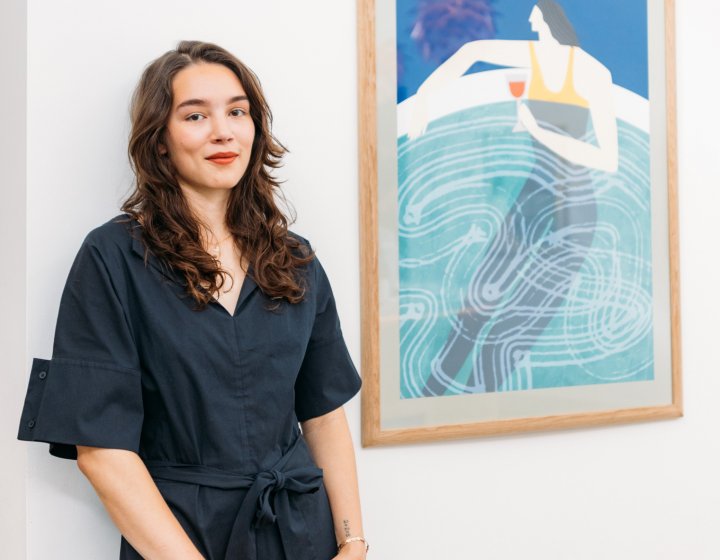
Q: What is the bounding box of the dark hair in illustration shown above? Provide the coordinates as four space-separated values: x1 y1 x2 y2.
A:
119 40 313 310
536 0 580 47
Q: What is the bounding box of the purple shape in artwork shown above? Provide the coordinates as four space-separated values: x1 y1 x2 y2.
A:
411 0 497 64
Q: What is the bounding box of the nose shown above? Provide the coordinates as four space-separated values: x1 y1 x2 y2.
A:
210 115 234 143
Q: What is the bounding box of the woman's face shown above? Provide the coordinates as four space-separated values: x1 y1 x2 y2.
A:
162 62 255 196
529 5 547 35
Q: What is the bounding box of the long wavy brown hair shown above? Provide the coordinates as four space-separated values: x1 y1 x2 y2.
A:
118 40 313 310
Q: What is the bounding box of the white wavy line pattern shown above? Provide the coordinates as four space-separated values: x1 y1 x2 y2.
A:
397 105 653 398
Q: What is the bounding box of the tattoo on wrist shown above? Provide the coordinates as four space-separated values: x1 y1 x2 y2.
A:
343 519 351 538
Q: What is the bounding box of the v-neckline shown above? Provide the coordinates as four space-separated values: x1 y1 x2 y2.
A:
126 218 259 317
212 275 245 317
210 268 258 317
533 43 574 95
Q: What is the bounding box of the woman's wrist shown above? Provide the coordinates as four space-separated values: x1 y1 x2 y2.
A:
337 540 367 559
337 536 369 559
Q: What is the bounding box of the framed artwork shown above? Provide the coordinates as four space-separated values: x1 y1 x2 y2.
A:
358 0 681 446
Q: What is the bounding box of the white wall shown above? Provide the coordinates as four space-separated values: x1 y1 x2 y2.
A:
7 0 720 558
0 1 27 559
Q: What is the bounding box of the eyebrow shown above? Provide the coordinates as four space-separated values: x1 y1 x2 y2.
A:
175 95 249 111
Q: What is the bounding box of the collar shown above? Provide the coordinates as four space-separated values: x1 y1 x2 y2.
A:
126 218 259 312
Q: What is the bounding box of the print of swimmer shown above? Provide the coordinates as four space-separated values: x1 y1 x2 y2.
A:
408 0 621 394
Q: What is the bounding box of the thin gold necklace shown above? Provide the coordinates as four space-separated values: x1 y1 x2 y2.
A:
208 232 234 259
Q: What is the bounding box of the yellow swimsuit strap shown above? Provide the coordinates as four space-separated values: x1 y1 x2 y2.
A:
528 41 589 108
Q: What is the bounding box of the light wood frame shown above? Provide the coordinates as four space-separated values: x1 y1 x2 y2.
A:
358 0 682 447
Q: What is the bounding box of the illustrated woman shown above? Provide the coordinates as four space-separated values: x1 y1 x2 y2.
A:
18 41 368 560
408 0 619 394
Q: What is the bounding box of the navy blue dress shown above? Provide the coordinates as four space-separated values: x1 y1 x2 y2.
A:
17 214 362 560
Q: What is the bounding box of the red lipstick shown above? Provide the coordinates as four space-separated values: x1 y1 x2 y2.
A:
206 151 239 165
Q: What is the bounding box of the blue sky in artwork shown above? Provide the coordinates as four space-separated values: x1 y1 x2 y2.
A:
396 0 649 103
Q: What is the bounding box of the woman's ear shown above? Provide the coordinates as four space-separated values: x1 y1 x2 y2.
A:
159 144 168 155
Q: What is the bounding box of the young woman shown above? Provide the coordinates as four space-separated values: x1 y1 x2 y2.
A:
18 40 368 560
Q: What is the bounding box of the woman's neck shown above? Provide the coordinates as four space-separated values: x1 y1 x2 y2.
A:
180 184 232 241
537 28 561 47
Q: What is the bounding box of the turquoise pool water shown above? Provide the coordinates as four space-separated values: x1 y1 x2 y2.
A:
397 101 653 398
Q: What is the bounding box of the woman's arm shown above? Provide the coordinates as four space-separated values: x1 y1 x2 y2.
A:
408 40 532 138
77 446 205 560
518 51 619 172
418 39 531 97
300 407 366 560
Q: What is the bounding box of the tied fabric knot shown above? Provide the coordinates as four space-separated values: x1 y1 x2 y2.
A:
229 463 324 559
270 468 287 490
254 469 287 527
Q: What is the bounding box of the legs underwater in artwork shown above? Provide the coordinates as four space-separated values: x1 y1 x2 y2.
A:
423 103 596 396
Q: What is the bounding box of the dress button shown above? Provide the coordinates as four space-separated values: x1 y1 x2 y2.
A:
27 419 36 429
38 370 47 380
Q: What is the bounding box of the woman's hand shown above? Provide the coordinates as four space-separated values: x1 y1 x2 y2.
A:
517 102 539 136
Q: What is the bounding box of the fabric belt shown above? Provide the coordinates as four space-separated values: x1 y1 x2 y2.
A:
144 432 323 560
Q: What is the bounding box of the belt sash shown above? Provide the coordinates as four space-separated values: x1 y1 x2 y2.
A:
145 433 323 560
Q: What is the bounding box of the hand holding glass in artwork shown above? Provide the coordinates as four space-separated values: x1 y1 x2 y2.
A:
507 72 527 132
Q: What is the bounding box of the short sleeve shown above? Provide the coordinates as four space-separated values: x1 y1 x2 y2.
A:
17 235 143 460
294 256 362 422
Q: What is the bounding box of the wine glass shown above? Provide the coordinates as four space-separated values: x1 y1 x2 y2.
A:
506 73 527 132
